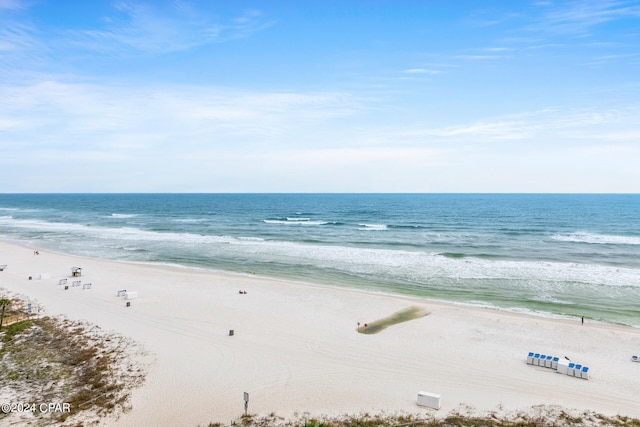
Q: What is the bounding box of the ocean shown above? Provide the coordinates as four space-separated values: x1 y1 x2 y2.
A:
1 193 638 327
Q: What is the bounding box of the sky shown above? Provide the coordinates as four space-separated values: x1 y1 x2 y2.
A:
1 0 639 193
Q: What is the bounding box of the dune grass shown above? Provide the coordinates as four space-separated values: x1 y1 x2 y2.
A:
0 293 148 427
204 407 640 427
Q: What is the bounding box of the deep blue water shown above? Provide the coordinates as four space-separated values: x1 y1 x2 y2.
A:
1 193 639 326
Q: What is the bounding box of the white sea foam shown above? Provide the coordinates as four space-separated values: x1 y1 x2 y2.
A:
173 218 207 223
237 236 265 242
212 236 640 290
552 232 640 245
0 217 89 233
2 215 639 305
263 219 328 225
358 224 388 231
110 213 138 219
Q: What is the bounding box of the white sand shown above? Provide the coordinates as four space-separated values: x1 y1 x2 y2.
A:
1 241 639 425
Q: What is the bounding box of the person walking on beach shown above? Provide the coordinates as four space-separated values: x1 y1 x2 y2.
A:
581 316 584 325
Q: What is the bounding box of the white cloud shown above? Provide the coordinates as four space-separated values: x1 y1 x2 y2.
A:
1 1 638 192
401 68 440 75
0 0 26 10
532 0 640 36
0 23 51 76
394 106 640 144
480 47 513 52
454 55 502 60
64 3 273 54
0 80 363 153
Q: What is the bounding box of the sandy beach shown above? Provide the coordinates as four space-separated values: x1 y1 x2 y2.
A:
1 240 639 425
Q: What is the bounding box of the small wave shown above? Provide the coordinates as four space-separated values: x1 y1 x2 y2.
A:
237 236 265 242
438 252 507 261
389 224 426 230
530 295 573 305
286 217 311 221
110 213 138 219
552 232 640 245
263 219 286 224
358 224 388 231
118 246 147 252
263 219 328 226
441 252 465 259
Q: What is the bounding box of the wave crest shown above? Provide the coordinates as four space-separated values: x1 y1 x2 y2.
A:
358 224 388 231
263 219 329 226
552 232 640 245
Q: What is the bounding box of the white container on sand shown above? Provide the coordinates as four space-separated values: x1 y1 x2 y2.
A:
417 391 441 409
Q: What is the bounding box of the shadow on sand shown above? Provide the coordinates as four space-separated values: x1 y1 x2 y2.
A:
358 306 429 334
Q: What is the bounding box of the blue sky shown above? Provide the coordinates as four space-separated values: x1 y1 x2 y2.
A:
1 0 639 192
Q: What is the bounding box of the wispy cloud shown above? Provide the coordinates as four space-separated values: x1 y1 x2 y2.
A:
0 2 274 80
0 80 362 152
454 55 502 60
0 23 52 78
401 68 440 75
395 106 640 143
69 2 273 54
532 0 640 36
480 47 513 52
0 0 27 11
582 52 640 67
0 23 39 53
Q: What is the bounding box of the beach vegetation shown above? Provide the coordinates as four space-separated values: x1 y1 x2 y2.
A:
208 408 640 427
0 297 12 331
1 319 31 341
0 296 148 427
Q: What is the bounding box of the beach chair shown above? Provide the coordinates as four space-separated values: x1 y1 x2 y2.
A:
581 366 589 379
534 353 541 366
574 364 582 377
567 363 575 376
632 355 639 362
539 354 547 367
545 355 553 368
72 280 81 287
552 357 559 370
527 352 534 364
0 264 6 271
58 278 68 285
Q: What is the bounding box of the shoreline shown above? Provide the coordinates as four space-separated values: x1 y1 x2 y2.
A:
1 240 640 425
7 237 633 330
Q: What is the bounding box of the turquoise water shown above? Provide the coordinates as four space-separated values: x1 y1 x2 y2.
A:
1 193 639 326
